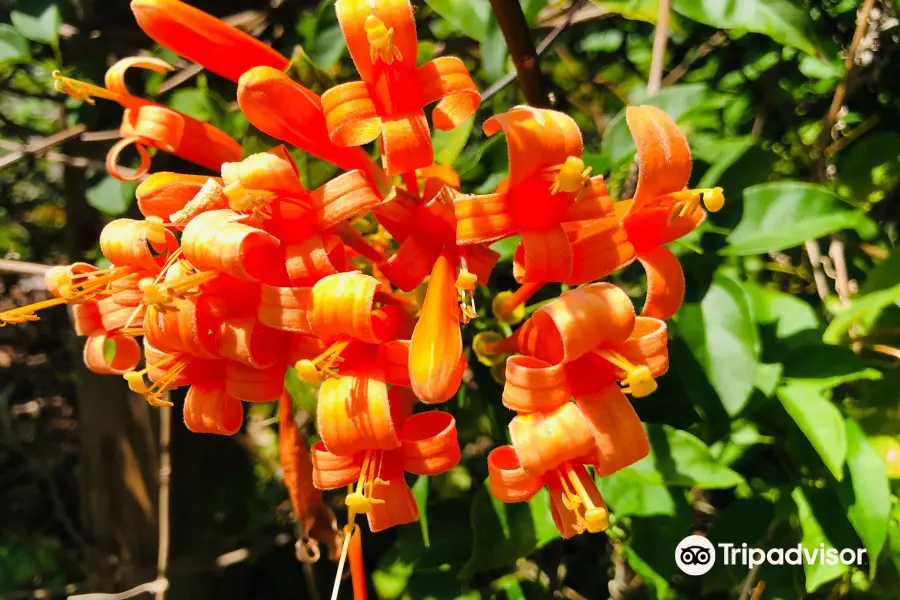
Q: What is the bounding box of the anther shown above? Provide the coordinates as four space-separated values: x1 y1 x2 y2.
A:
456 270 478 323
547 156 592 198
594 349 657 398
365 15 402 65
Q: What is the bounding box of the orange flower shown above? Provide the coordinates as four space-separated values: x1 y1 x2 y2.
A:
311 386 461 532
237 67 388 191
53 58 241 181
130 0 289 83
136 173 223 222
484 284 669 537
454 107 613 283
321 0 480 175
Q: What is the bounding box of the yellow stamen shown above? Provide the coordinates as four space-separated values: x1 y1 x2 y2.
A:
58 265 138 302
295 339 350 383
456 270 478 323
546 156 592 198
0 297 68 326
557 463 608 533
594 348 657 397
344 449 387 514
223 181 279 221
123 354 187 407
141 265 218 312
120 249 184 333
52 71 120 105
668 187 725 224
330 522 358 600
365 15 402 65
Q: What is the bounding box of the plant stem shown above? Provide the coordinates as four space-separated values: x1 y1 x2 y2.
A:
488 0 551 107
647 0 670 95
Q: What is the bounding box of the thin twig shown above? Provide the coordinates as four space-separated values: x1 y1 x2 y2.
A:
661 31 727 87
647 0 671 95
804 239 831 301
481 1 588 103
80 130 123 142
738 564 761 600
487 0 551 107
158 64 205 95
68 579 168 600
0 125 87 170
819 0 877 151
155 404 172 600
825 113 880 157
0 259 53 277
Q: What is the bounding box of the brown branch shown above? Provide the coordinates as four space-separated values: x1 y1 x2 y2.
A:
647 0 671 95
488 0 551 107
804 239 831 301
155 405 172 600
0 125 87 170
0 259 53 278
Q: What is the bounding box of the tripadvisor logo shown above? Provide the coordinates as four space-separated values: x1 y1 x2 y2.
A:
675 535 868 576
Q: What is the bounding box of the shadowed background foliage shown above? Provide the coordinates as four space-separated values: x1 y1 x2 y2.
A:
1 0 899 599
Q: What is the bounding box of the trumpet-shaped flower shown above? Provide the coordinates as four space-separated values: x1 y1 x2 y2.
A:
130 0 289 83
321 0 481 175
53 58 241 180
454 107 614 283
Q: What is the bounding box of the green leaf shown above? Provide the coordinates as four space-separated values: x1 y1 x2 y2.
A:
285 45 336 94
480 17 508 79
791 487 852 592
434 117 475 166
167 87 228 128
86 176 136 216
745 282 820 341
460 480 559 578
592 0 660 24
780 345 882 389
306 25 346 71
822 282 900 344
777 381 847 480
673 0 819 56
839 419 890 575
600 84 718 166
724 182 877 255
579 29 624 53
284 367 318 417
677 272 760 416
103 337 116 365
424 0 491 41
598 459 676 517
644 424 745 488
0 25 31 64
691 134 755 189
411 476 431 549
490 236 520 263
10 0 61 46
621 545 672 599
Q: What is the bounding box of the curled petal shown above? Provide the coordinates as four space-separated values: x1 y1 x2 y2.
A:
71 302 103 337
105 136 151 182
136 172 219 221
144 301 219 359
487 445 542 503
336 0 418 84
258 285 312 333
99 219 178 272
409 252 465 404
381 112 433 176
217 319 287 368
45 263 97 297
83 333 141 375
310 170 381 229
566 218 636 285
464 245 501 286
503 356 571 412
454 192 516 246
421 163 461 200
284 234 344 285
638 246 686 321
131 0 288 82
400 412 461 475
222 152 307 197
376 340 411 386
417 57 480 130
238 68 382 181
624 105 692 218
368 469 419 533
98 297 143 332
517 283 636 365
311 441 363 489
321 81 382 147
224 361 286 402
316 375 405 455
105 56 174 99
513 227 573 283
372 305 416 341
508 403 597 478
572 381 649 476
288 333 328 363
374 187 419 241
143 339 200 388
120 104 184 153
183 383 244 435
616 317 669 377
484 106 583 186
182 209 284 282
309 272 382 343
624 202 705 251
380 235 442 292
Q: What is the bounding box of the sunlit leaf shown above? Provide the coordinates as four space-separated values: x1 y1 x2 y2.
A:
86 176 136 216
10 0 61 47
0 25 31 64
434 117 475 166
777 381 847 480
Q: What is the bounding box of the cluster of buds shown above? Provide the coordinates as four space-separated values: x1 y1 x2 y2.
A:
2 0 726 554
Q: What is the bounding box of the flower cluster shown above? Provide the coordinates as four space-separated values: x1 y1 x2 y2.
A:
2 0 725 545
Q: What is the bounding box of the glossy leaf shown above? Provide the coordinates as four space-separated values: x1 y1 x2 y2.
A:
86 176 136 216
792 487 852 592
0 25 31 64
411 476 431 549
10 0 60 46
724 182 877 255
644 424 745 489
434 116 475 166
839 419 890 576
777 381 846 480
822 282 900 345
598 460 676 518
678 272 760 416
